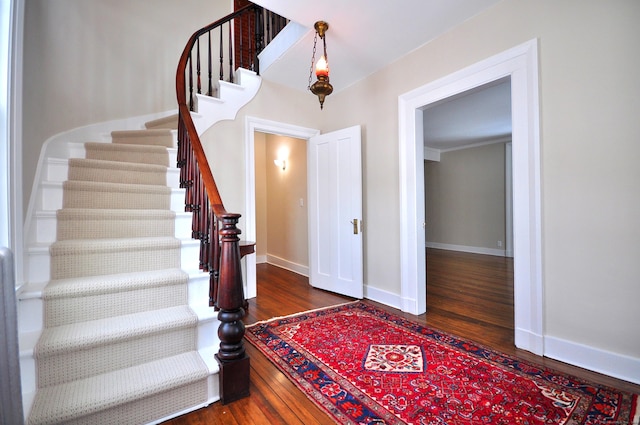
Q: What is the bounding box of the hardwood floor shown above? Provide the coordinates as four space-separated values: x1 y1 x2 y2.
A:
164 250 640 424
425 248 514 351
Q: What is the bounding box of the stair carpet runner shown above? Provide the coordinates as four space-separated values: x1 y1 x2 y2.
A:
28 124 210 424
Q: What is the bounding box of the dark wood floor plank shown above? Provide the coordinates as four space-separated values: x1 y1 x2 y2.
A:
247 344 336 425
164 251 640 424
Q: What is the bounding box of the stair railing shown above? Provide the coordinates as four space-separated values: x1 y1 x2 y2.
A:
181 4 287 111
176 3 288 404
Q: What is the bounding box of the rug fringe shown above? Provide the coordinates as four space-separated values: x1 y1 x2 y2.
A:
246 300 362 328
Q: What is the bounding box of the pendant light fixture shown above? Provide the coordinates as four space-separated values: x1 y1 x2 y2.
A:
308 21 333 110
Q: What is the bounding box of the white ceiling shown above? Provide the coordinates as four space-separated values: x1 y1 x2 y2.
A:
251 0 511 149
423 78 512 150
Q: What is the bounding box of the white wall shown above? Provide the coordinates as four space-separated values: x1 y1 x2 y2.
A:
425 143 506 254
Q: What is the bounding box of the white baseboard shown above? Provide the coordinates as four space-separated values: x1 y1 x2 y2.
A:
515 327 544 356
261 258 405 314
364 285 402 310
265 254 308 277
426 242 508 257
545 336 640 386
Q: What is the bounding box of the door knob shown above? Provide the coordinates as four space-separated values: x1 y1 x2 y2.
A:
350 219 359 235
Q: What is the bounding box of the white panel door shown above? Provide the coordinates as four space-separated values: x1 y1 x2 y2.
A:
308 125 363 299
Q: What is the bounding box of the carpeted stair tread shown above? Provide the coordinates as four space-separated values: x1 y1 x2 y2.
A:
50 236 180 256
56 208 175 221
49 237 181 279
35 305 197 356
27 351 208 425
145 114 178 130
42 269 189 327
84 142 170 167
56 208 176 240
62 180 171 210
34 306 199 387
111 129 175 147
35 312 198 388
44 268 187 299
63 180 170 195
68 158 168 186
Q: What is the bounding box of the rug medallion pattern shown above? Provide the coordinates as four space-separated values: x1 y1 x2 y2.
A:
246 302 639 424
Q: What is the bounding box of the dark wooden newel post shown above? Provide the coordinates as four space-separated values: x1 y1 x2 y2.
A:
215 213 250 403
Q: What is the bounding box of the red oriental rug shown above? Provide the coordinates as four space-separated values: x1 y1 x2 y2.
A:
245 301 640 425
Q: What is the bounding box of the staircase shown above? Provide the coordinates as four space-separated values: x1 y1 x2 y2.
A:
18 68 262 424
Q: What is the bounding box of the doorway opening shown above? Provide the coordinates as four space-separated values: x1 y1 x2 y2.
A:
398 39 543 355
243 117 320 300
423 78 514 337
253 131 309 275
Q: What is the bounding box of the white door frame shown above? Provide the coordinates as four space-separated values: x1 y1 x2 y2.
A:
398 39 543 355
244 117 320 299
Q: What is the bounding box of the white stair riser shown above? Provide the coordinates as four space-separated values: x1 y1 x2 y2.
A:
167 167 180 187
189 272 220 354
68 142 86 159
18 297 43 335
197 317 219 352
181 239 202 272
176 213 193 239
27 247 49 283
40 182 63 211
33 212 56 244
188 273 209 307
206 362 221 404
168 147 177 166
19 357 36 397
46 158 69 182
171 188 187 212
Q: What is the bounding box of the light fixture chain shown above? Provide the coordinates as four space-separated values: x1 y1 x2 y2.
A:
322 37 329 80
308 31 318 91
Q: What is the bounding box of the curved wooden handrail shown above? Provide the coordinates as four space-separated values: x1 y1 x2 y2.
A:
176 3 259 216
175 3 271 404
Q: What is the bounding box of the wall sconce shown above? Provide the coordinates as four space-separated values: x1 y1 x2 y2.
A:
274 159 286 171
308 21 333 110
